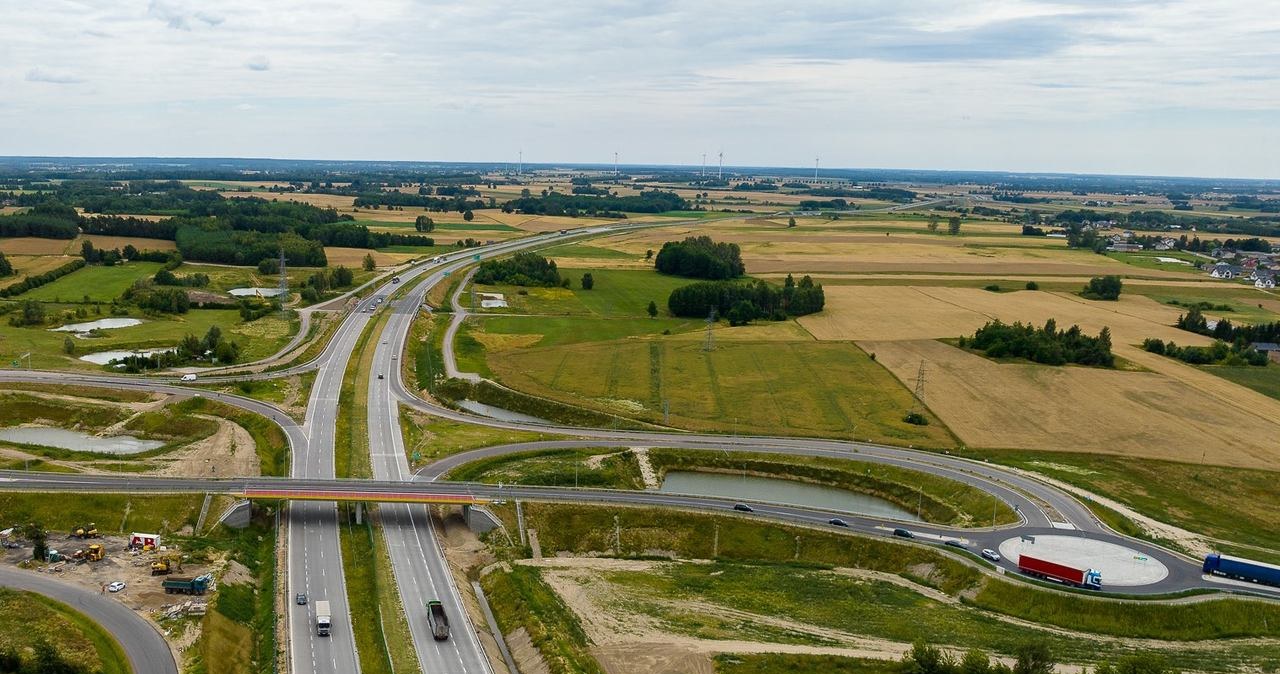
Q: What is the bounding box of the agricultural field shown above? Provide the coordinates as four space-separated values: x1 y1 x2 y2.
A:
21 261 164 302
458 266 951 444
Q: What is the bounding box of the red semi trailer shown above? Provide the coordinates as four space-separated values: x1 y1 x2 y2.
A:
1017 554 1102 590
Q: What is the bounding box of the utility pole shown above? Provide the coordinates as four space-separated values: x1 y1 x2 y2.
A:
277 248 288 319
662 399 670 425
701 153 706 178
913 360 927 414
794 535 801 560
717 151 723 180
517 149 522 176
917 486 922 521
613 514 621 554
814 156 819 181
712 524 719 557
702 307 716 352
613 151 619 175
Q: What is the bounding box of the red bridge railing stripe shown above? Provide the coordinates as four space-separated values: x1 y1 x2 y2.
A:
244 489 484 505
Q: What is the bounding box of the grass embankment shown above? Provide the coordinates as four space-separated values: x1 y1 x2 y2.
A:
209 371 316 420
173 396 290 476
647 449 1016 527
408 311 448 394
183 505 279 674
494 504 1280 645
978 449 1280 558
264 310 342 373
398 406 558 470
481 565 604 674
446 447 643 488
443 447 1014 527
337 504 419 674
714 654 897 674
0 492 208 534
0 588 129 674
0 382 151 403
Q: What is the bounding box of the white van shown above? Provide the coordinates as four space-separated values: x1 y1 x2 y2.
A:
181 373 198 382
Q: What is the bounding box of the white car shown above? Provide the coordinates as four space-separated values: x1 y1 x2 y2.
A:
981 549 1001 562
107 581 126 593
180 373 197 382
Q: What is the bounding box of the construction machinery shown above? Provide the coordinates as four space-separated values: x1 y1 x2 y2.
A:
163 574 213 595
70 523 99 539
151 554 182 576
70 544 105 563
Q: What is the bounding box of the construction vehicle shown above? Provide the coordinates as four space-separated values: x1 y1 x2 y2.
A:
151 555 182 575
71 523 99 539
315 600 332 637
427 600 450 641
163 573 213 595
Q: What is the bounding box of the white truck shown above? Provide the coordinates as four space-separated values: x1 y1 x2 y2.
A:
315 600 331 636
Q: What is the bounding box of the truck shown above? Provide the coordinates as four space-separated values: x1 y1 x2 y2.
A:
315 600 332 637
163 573 213 595
1203 553 1280 587
1017 554 1102 590
427 600 450 641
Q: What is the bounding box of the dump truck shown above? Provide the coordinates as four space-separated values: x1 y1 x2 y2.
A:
427 600 450 641
71 523 99 539
315 600 332 637
163 573 212 595
1203 553 1280 587
1017 554 1102 590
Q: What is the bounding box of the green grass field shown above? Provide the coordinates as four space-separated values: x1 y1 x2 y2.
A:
0 307 296 371
0 492 208 534
714 654 897 674
476 315 699 347
481 565 604 674
471 267 690 317
488 336 952 446
1201 364 1280 401
21 261 164 302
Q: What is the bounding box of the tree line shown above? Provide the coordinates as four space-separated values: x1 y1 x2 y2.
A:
474 252 561 287
654 235 746 280
806 186 917 202
1176 305 1280 344
667 274 825 323
353 191 485 212
959 319 1115 367
112 325 241 372
0 202 81 239
502 190 687 216
0 259 85 298
1142 337 1268 366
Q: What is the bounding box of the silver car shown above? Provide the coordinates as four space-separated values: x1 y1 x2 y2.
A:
981 548 1001 562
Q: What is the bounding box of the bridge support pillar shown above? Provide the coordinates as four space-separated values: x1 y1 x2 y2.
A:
216 500 253 529
462 505 501 535
355 502 363 525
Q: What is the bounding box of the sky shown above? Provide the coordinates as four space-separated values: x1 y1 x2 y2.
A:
3 0 1279 178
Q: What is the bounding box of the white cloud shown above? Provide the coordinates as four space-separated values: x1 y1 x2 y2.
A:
1 0 1278 177
25 67 84 84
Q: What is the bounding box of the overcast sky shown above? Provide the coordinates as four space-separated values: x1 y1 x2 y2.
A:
4 1 1279 178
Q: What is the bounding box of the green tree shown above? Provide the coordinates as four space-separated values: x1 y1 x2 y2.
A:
1081 275 1123 300
415 215 435 232
727 299 756 326
927 214 940 231
1012 643 1054 674
788 216 797 227
62 336 75 355
22 522 47 562
647 300 658 318
947 217 962 235
645 249 654 261
580 273 594 290
1095 654 1177 674
901 641 956 674
463 209 475 222
0 251 12 277
362 253 376 271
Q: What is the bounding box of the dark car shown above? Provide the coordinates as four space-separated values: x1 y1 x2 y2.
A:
378 374 385 380
892 528 913 538
944 539 967 549
296 593 307 605
828 518 849 527
732 503 754 513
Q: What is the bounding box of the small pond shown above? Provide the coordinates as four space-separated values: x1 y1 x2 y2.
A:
51 318 144 334
659 470 921 520
0 427 165 455
79 348 176 365
229 287 287 297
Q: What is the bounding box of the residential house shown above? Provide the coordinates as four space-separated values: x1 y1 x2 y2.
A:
1153 237 1178 251
1209 263 1243 279
1256 272 1276 289
1252 343 1280 363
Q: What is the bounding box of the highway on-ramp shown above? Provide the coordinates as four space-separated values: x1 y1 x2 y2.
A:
0 566 178 674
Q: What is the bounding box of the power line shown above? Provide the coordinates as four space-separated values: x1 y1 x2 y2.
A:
703 307 717 352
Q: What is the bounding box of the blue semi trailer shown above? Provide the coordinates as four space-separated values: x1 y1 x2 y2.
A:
1203 553 1280 587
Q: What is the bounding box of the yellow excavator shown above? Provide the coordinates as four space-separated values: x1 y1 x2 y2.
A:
71 544 105 563
151 554 182 575
71 523 99 539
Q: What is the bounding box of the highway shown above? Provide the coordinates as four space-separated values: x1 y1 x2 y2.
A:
2 469 1271 598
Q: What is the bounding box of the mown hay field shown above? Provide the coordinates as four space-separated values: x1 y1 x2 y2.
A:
0 237 77 255
83 234 177 251
865 339 1280 468
0 254 78 289
798 286 1213 345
